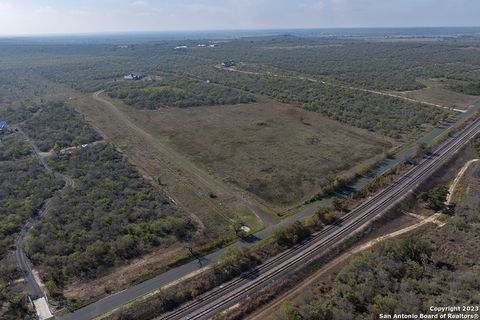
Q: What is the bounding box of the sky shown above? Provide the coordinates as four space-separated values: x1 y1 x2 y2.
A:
0 0 479 36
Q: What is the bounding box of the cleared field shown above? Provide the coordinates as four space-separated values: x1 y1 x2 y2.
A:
253 151 480 320
120 99 394 207
394 78 479 110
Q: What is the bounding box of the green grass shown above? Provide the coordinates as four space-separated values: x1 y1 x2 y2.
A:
120 98 393 209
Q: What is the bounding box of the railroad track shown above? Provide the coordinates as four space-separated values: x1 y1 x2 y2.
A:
160 116 480 320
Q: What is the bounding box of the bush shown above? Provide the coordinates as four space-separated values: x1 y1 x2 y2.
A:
417 186 449 211
273 222 311 247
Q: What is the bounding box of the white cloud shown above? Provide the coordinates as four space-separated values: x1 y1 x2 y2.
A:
0 0 478 36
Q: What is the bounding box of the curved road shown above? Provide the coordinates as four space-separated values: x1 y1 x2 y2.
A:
14 127 74 302
217 66 468 113
61 100 479 320
160 114 480 319
92 90 275 226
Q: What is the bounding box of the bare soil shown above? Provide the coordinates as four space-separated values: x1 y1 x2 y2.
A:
393 78 479 110
249 155 480 320
64 245 185 302
120 99 394 207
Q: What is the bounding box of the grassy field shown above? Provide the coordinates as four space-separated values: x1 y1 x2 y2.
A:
118 97 394 207
0 75 264 304
393 78 480 110
68 87 265 228
255 147 480 320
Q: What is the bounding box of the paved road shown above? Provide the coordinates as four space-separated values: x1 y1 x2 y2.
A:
13 127 74 302
61 102 480 320
160 113 480 319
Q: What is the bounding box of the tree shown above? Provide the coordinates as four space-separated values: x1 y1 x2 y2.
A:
418 186 449 211
397 237 433 265
332 197 343 212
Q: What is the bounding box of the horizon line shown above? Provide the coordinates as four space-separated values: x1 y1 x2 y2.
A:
1 25 480 38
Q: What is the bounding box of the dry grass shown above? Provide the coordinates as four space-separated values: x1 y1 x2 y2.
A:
429 161 480 270
64 245 185 302
120 99 394 207
394 78 479 110
70 90 264 232
248 214 422 320
249 159 480 320
16 77 264 300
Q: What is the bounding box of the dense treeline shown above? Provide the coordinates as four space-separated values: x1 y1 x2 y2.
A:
185 38 480 92
278 234 479 319
4 37 480 96
32 44 210 92
104 215 330 320
0 256 34 320
278 237 435 319
0 105 39 124
26 144 196 288
275 163 480 320
106 247 261 320
0 70 53 109
105 75 256 109
190 67 450 138
448 80 480 96
0 153 61 320
0 158 62 259
0 132 31 161
22 102 101 152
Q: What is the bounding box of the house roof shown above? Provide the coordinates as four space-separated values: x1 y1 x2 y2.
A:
0 120 7 129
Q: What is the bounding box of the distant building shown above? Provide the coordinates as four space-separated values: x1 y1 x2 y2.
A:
124 73 145 80
222 60 236 68
209 44 219 48
174 45 188 50
0 120 7 133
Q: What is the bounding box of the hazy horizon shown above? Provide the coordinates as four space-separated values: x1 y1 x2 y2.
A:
1 0 480 36
2 26 480 38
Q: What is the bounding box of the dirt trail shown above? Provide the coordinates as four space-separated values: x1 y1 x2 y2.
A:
92 91 275 226
248 212 444 320
219 66 466 113
12 126 74 318
447 159 479 204
249 158 477 320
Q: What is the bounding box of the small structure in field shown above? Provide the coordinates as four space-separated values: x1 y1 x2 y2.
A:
124 73 145 80
174 45 188 50
0 120 8 133
222 60 236 68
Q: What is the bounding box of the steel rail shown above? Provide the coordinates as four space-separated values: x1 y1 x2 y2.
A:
186 117 480 319
160 116 480 320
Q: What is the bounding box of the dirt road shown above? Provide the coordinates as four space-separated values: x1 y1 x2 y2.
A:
92 90 275 226
219 66 466 113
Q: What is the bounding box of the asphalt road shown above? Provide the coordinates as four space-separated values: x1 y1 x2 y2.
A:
13 127 74 301
61 102 480 320
160 114 480 319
